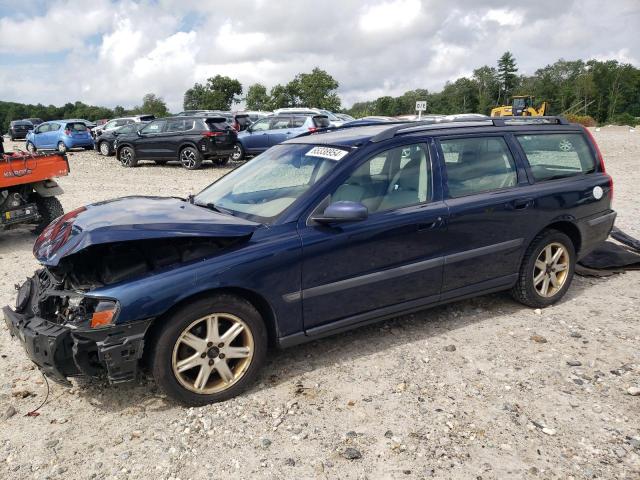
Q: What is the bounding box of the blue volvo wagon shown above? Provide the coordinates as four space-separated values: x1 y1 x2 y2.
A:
4 117 615 405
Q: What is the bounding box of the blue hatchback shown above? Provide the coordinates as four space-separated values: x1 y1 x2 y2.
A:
4 117 616 405
232 113 331 161
26 120 94 153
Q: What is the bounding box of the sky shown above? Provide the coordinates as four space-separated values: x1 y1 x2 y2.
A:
0 0 638 112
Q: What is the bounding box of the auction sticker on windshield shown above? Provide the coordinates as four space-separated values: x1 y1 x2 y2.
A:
306 146 349 161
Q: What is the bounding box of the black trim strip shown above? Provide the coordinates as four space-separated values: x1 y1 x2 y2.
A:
282 238 523 302
444 238 523 264
587 211 616 227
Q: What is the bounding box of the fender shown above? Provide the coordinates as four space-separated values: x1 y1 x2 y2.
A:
33 179 64 197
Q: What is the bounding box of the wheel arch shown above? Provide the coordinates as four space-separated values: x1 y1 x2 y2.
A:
116 142 134 156
144 287 280 351
541 220 582 255
178 141 199 154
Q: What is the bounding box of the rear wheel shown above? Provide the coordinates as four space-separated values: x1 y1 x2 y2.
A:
231 142 245 161
33 195 64 234
26 142 36 153
179 146 202 170
511 229 575 308
99 141 111 156
57 142 67 153
150 295 267 406
118 146 138 167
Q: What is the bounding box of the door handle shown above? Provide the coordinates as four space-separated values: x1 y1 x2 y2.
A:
417 216 445 231
512 198 534 210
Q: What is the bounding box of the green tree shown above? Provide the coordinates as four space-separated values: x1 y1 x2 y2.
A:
183 75 243 111
497 51 518 102
268 83 300 109
292 67 341 110
473 66 500 113
245 83 271 110
134 93 169 117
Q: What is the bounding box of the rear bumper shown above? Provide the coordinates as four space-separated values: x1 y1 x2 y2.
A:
3 306 152 384
204 147 234 158
576 210 617 259
65 138 94 148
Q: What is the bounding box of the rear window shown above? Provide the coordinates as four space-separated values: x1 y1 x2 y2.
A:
13 121 32 126
205 118 229 131
66 122 87 132
313 116 331 128
516 133 596 181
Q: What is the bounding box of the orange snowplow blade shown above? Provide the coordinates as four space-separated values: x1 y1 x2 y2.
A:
0 152 69 189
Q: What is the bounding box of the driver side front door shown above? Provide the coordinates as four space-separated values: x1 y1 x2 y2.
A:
298 142 449 332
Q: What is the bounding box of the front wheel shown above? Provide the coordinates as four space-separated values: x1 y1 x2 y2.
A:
150 295 267 406
511 229 576 308
98 141 111 156
118 146 138 167
179 146 203 170
33 195 64 234
57 141 67 153
26 142 36 153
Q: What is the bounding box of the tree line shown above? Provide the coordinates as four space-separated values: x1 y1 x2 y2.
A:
2 55 639 134
348 53 640 125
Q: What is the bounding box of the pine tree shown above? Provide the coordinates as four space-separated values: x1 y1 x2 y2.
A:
497 51 518 102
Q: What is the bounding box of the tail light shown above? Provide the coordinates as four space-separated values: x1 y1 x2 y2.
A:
203 131 224 137
64 129 71 136
308 127 318 133
583 126 613 202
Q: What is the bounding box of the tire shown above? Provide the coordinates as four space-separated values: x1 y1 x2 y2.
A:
26 142 36 153
150 294 267 406
57 141 67 153
231 142 245 161
33 195 64 234
98 141 111 156
511 229 576 308
179 146 203 170
118 146 138 167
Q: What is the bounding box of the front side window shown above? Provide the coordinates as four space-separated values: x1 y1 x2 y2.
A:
165 119 186 132
441 136 517 198
516 133 596 182
331 143 431 213
250 118 270 131
36 124 49 133
141 120 166 134
193 144 346 222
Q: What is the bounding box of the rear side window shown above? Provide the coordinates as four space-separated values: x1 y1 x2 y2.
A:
313 116 331 128
271 117 291 129
516 133 596 181
49 123 61 131
441 136 518 198
291 116 307 128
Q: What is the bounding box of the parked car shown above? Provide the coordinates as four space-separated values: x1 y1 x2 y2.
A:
342 116 396 126
8 120 34 140
232 114 330 160
274 108 345 127
25 118 44 126
238 111 270 123
94 121 150 156
66 118 97 130
335 113 355 122
114 116 236 169
3 116 615 405
25 120 94 153
92 115 155 137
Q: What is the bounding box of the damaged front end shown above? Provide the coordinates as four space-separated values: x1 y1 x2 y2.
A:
4 236 247 385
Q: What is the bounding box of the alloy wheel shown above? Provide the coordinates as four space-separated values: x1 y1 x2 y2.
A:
232 144 243 161
120 148 133 166
180 149 198 169
99 141 110 156
171 313 254 394
57 142 67 153
533 242 569 297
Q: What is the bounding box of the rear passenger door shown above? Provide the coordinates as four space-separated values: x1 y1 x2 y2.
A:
267 116 293 146
438 135 539 296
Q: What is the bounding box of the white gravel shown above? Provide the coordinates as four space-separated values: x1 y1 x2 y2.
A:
1 127 639 479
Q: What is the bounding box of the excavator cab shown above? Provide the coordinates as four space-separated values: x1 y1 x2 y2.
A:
511 96 533 116
491 95 548 117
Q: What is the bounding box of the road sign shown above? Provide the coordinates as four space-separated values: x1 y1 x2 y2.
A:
415 101 427 111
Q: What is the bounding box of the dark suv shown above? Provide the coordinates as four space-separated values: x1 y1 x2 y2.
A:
115 116 236 169
8 120 34 140
4 117 615 405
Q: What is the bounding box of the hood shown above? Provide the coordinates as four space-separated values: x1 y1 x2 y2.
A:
34 196 260 266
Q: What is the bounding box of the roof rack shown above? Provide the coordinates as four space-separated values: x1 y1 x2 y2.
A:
371 115 570 142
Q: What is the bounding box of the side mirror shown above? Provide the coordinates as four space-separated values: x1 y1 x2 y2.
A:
137 130 143 137
312 201 368 224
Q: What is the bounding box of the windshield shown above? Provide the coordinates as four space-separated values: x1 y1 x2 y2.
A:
193 144 349 223
513 98 526 109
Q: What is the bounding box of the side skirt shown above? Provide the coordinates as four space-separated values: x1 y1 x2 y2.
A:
278 273 518 348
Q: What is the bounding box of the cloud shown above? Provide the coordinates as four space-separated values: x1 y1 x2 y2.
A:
0 0 639 111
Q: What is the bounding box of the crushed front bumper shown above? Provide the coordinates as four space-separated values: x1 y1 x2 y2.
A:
3 306 152 385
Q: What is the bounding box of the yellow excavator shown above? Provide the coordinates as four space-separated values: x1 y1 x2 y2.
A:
491 95 548 117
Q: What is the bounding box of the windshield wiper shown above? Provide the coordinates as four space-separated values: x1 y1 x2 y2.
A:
194 201 234 216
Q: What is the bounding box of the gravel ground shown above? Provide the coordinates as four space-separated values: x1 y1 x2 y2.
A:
1 127 639 480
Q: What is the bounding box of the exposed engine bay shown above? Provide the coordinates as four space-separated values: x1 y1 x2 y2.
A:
8 236 244 384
